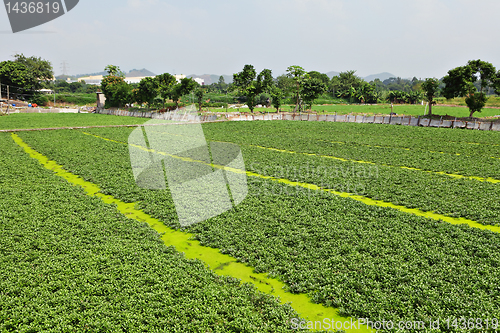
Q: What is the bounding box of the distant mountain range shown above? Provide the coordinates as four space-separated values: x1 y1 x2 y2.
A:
126 69 156 77
325 71 340 79
326 71 396 82
363 72 396 82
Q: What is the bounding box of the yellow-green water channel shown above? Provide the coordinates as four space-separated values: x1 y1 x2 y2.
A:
11 133 372 333
82 131 500 234
252 144 500 184
123 128 500 184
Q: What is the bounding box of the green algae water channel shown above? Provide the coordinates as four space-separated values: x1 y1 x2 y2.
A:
82 131 500 234
251 144 500 184
11 133 372 333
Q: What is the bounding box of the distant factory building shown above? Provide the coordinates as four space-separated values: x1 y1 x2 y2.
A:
193 77 205 85
78 75 103 85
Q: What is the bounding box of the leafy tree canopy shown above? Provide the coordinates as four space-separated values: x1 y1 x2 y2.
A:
155 73 177 108
269 86 284 113
233 64 273 112
331 70 364 99
194 86 205 112
14 54 53 81
171 77 199 107
421 78 440 115
286 65 308 111
302 78 327 110
101 65 132 108
135 77 159 106
0 54 53 99
443 59 497 117
308 71 330 86
104 65 125 77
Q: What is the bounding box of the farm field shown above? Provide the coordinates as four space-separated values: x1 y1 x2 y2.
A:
0 113 148 130
2 115 500 332
0 132 305 332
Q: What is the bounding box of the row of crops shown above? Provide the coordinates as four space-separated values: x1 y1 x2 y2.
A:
0 131 303 332
2 114 500 332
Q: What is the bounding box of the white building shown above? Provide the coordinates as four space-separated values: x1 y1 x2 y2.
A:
193 77 205 85
38 89 54 94
77 74 192 85
125 76 155 84
174 74 186 83
78 75 103 85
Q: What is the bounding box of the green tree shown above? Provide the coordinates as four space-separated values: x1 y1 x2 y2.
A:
86 85 100 94
371 78 388 94
171 78 198 108
406 90 423 105
233 65 273 112
54 80 71 93
286 65 307 111
101 65 132 108
136 77 159 107
308 71 330 85
275 74 294 93
270 86 284 113
194 86 205 112
355 81 378 104
0 54 53 101
69 82 84 93
442 59 497 117
217 75 227 92
104 65 125 77
0 61 31 99
14 53 53 88
331 70 364 102
387 90 408 104
155 73 177 109
421 78 440 115
302 78 327 110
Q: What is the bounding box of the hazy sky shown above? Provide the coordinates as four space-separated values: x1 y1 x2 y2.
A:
1 0 499 79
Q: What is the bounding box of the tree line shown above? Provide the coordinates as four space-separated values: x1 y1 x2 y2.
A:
0 54 53 104
202 60 500 117
2 56 500 117
99 65 203 111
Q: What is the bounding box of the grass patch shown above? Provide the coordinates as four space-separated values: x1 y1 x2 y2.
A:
0 113 148 130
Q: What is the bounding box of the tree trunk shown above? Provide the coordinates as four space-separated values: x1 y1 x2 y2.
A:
428 102 432 116
470 110 474 118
